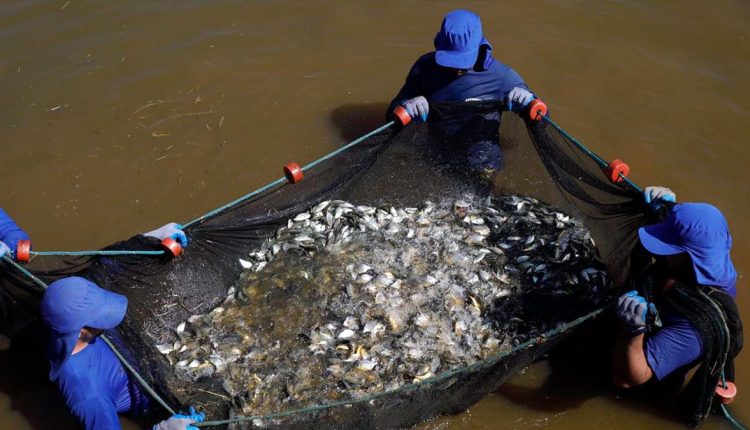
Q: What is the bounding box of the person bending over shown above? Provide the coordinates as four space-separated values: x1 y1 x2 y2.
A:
40 223 201 430
613 186 742 425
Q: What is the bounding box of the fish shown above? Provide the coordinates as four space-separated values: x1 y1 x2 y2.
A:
159 195 609 416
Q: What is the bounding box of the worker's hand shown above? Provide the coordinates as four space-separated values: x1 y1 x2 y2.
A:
0 241 8 258
644 186 676 205
643 186 676 213
506 87 534 112
144 222 188 248
152 406 205 430
401 96 429 122
616 291 648 335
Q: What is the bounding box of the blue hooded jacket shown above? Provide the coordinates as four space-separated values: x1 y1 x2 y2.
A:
388 10 530 113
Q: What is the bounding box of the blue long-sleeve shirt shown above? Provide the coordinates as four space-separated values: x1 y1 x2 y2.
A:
0 208 29 254
54 335 149 430
388 52 529 112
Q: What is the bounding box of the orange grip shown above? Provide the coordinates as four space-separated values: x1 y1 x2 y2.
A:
161 238 182 258
392 105 412 127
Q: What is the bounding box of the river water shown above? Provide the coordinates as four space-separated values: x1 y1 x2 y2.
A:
0 1 748 428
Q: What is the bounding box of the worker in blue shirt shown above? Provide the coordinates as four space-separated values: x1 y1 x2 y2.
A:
388 9 537 174
0 208 30 259
613 186 742 424
40 224 198 430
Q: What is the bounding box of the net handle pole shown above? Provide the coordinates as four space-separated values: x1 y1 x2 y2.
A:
182 121 396 229
538 115 643 193
0 255 177 416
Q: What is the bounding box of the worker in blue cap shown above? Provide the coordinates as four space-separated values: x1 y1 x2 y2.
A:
388 9 537 175
41 276 203 430
612 186 742 424
0 208 30 259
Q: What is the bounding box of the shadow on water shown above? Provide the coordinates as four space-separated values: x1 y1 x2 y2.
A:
329 103 391 143
0 325 79 429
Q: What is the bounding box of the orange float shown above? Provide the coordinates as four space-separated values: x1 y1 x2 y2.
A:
527 99 548 121
15 240 31 263
284 162 304 184
607 159 630 184
716 381 737 405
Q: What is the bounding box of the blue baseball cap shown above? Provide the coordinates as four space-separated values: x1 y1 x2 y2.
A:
638 203 737 296
434 10 491 70
40 276 128 380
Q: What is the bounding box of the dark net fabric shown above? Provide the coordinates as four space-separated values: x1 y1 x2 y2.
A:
0 101 654 428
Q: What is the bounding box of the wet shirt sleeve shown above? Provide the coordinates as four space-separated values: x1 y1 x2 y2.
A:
58 371 122 430
0 208 29 252
388 56 429 115
55 341 135 430
644 313 703 380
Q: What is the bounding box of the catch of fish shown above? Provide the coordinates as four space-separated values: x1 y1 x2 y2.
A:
155 195 610 416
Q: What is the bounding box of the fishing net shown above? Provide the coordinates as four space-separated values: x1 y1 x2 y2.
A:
0 101 654 428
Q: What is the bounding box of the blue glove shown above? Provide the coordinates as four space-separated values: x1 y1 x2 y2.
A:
506 87 534 112
144 222 188 248
152 407 205 430
0 241 8 258
643 186 676 212
400 96 429 122
616 290 648 334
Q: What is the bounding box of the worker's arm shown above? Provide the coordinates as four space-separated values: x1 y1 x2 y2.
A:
612 291 703 387
496 65 533 112
612 331 653 388
388 56 429 116
612 291 653 388
0 208 30 255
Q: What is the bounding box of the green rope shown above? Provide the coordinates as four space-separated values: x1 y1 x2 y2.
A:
183 121 395 229
28 250 165 257
100 335 175 415
538 115 643 193
196 304 612 426
720 405 747 430
2 256 50 290
1 255 177 416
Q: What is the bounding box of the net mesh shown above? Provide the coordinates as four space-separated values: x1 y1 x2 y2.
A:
0 101 654 428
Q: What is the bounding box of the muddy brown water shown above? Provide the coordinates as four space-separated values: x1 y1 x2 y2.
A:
1 1 748 429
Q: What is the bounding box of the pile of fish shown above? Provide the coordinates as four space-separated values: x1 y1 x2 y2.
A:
155 195 610 416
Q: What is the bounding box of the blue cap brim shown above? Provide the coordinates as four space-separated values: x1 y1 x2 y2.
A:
87 288 128 329
638 223 684 256
435 47 479 69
